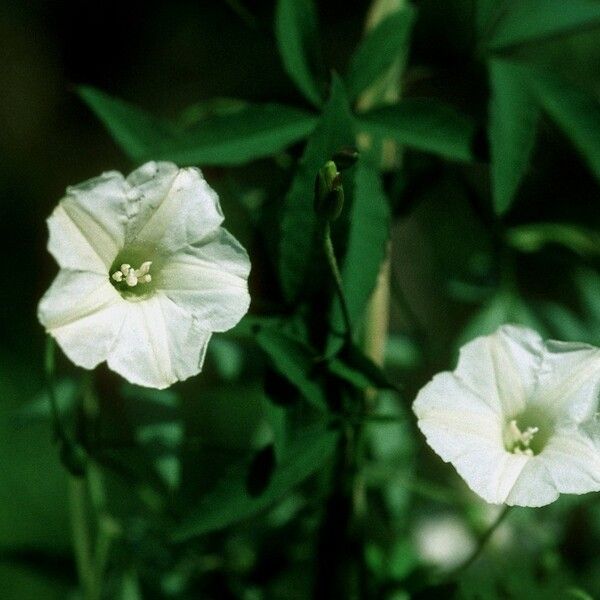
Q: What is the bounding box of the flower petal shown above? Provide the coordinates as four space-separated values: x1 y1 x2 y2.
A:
126 162 224 253
454 325 544 418
156 228 251 332
414 366 538 504
538 426 600 495
48 171 129 272
535 340 600 424
107 294 211 389
504 458 559 507
38 270 126 369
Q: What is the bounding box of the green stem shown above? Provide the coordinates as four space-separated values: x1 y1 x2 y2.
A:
441 505 512 582
322 221 353 344
44 337 66 444
69 477 96 599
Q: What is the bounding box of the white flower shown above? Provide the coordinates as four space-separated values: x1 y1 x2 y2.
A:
413 325 600 507
38 161 251 389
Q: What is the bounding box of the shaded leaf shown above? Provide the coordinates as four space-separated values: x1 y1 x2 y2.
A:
486 0 600 51
329 163 389 351
255 326 327 411
275 0 324 107
458 290 548 348
328 344 396 391
507 222 600 257
531 70 600 181
488 59 540 215
345 6 416 101
358 99 475 162
79 86 318 165
78 86 175 159
172 424 338 540
279 75 355 301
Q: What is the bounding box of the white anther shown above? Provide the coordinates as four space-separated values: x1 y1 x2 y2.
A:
507 419 539 456
135 261 152 277
111 260 153 288
126 270 138 287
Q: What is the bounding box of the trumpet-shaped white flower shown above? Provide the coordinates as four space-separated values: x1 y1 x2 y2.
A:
38 161 251 389
413 325 600 507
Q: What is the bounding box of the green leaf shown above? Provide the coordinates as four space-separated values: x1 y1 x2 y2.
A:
345 6 416 101
488 59 540 215
486 0 600 51
78 86 176 160
507 222 600 257
531 71 600 182
458 290 548 348
328 344 396 391
329 163 389 349
279 75 355 301
275 0 324 107
254 325 327 411
358 99 475 162
79 86 318 165
172 424 338 540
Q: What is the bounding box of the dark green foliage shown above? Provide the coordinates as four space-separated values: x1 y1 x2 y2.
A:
5 0 600 597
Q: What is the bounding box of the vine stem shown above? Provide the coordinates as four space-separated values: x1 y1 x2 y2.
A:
322 220 353 344
440 506 512 583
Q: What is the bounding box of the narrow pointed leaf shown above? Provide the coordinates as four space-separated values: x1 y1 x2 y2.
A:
345 6 416 102
79 86 318 165
279 76 355 301
488 59 540 215
275 0 324 107
531 72 600 181
329 163 389 351
358 99 475 162
255 326 327 411
487 0 600 51
172 424 338 540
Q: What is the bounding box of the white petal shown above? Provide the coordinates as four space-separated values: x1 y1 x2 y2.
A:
156 228 251 332
107 294 211 389
534 340 600 424
538 426 600 495
38 270 126 369
504 458 559 507
414 371 521 503
454 325 544 418
48 171 129 271
126 162 224 253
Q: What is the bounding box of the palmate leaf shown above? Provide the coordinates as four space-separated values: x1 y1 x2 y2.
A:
483 0 600 51
487 60 600 215
357 99 476 162
279 75 355 301
345 5 416 102
78 86 318 165
172 423 338 541
275 0 324 107
329 162 390 353
488 59 540 215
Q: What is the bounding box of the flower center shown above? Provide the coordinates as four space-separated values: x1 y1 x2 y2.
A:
111 261 153 287
504 419 539 456
504 419 540 456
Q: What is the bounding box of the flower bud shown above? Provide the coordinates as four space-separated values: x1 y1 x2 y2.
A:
314 160 344 221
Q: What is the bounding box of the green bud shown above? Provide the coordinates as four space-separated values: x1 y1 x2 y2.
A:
314 160 345 221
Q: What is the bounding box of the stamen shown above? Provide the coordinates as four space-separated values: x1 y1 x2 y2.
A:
506 419 539 456
111 261 153 288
